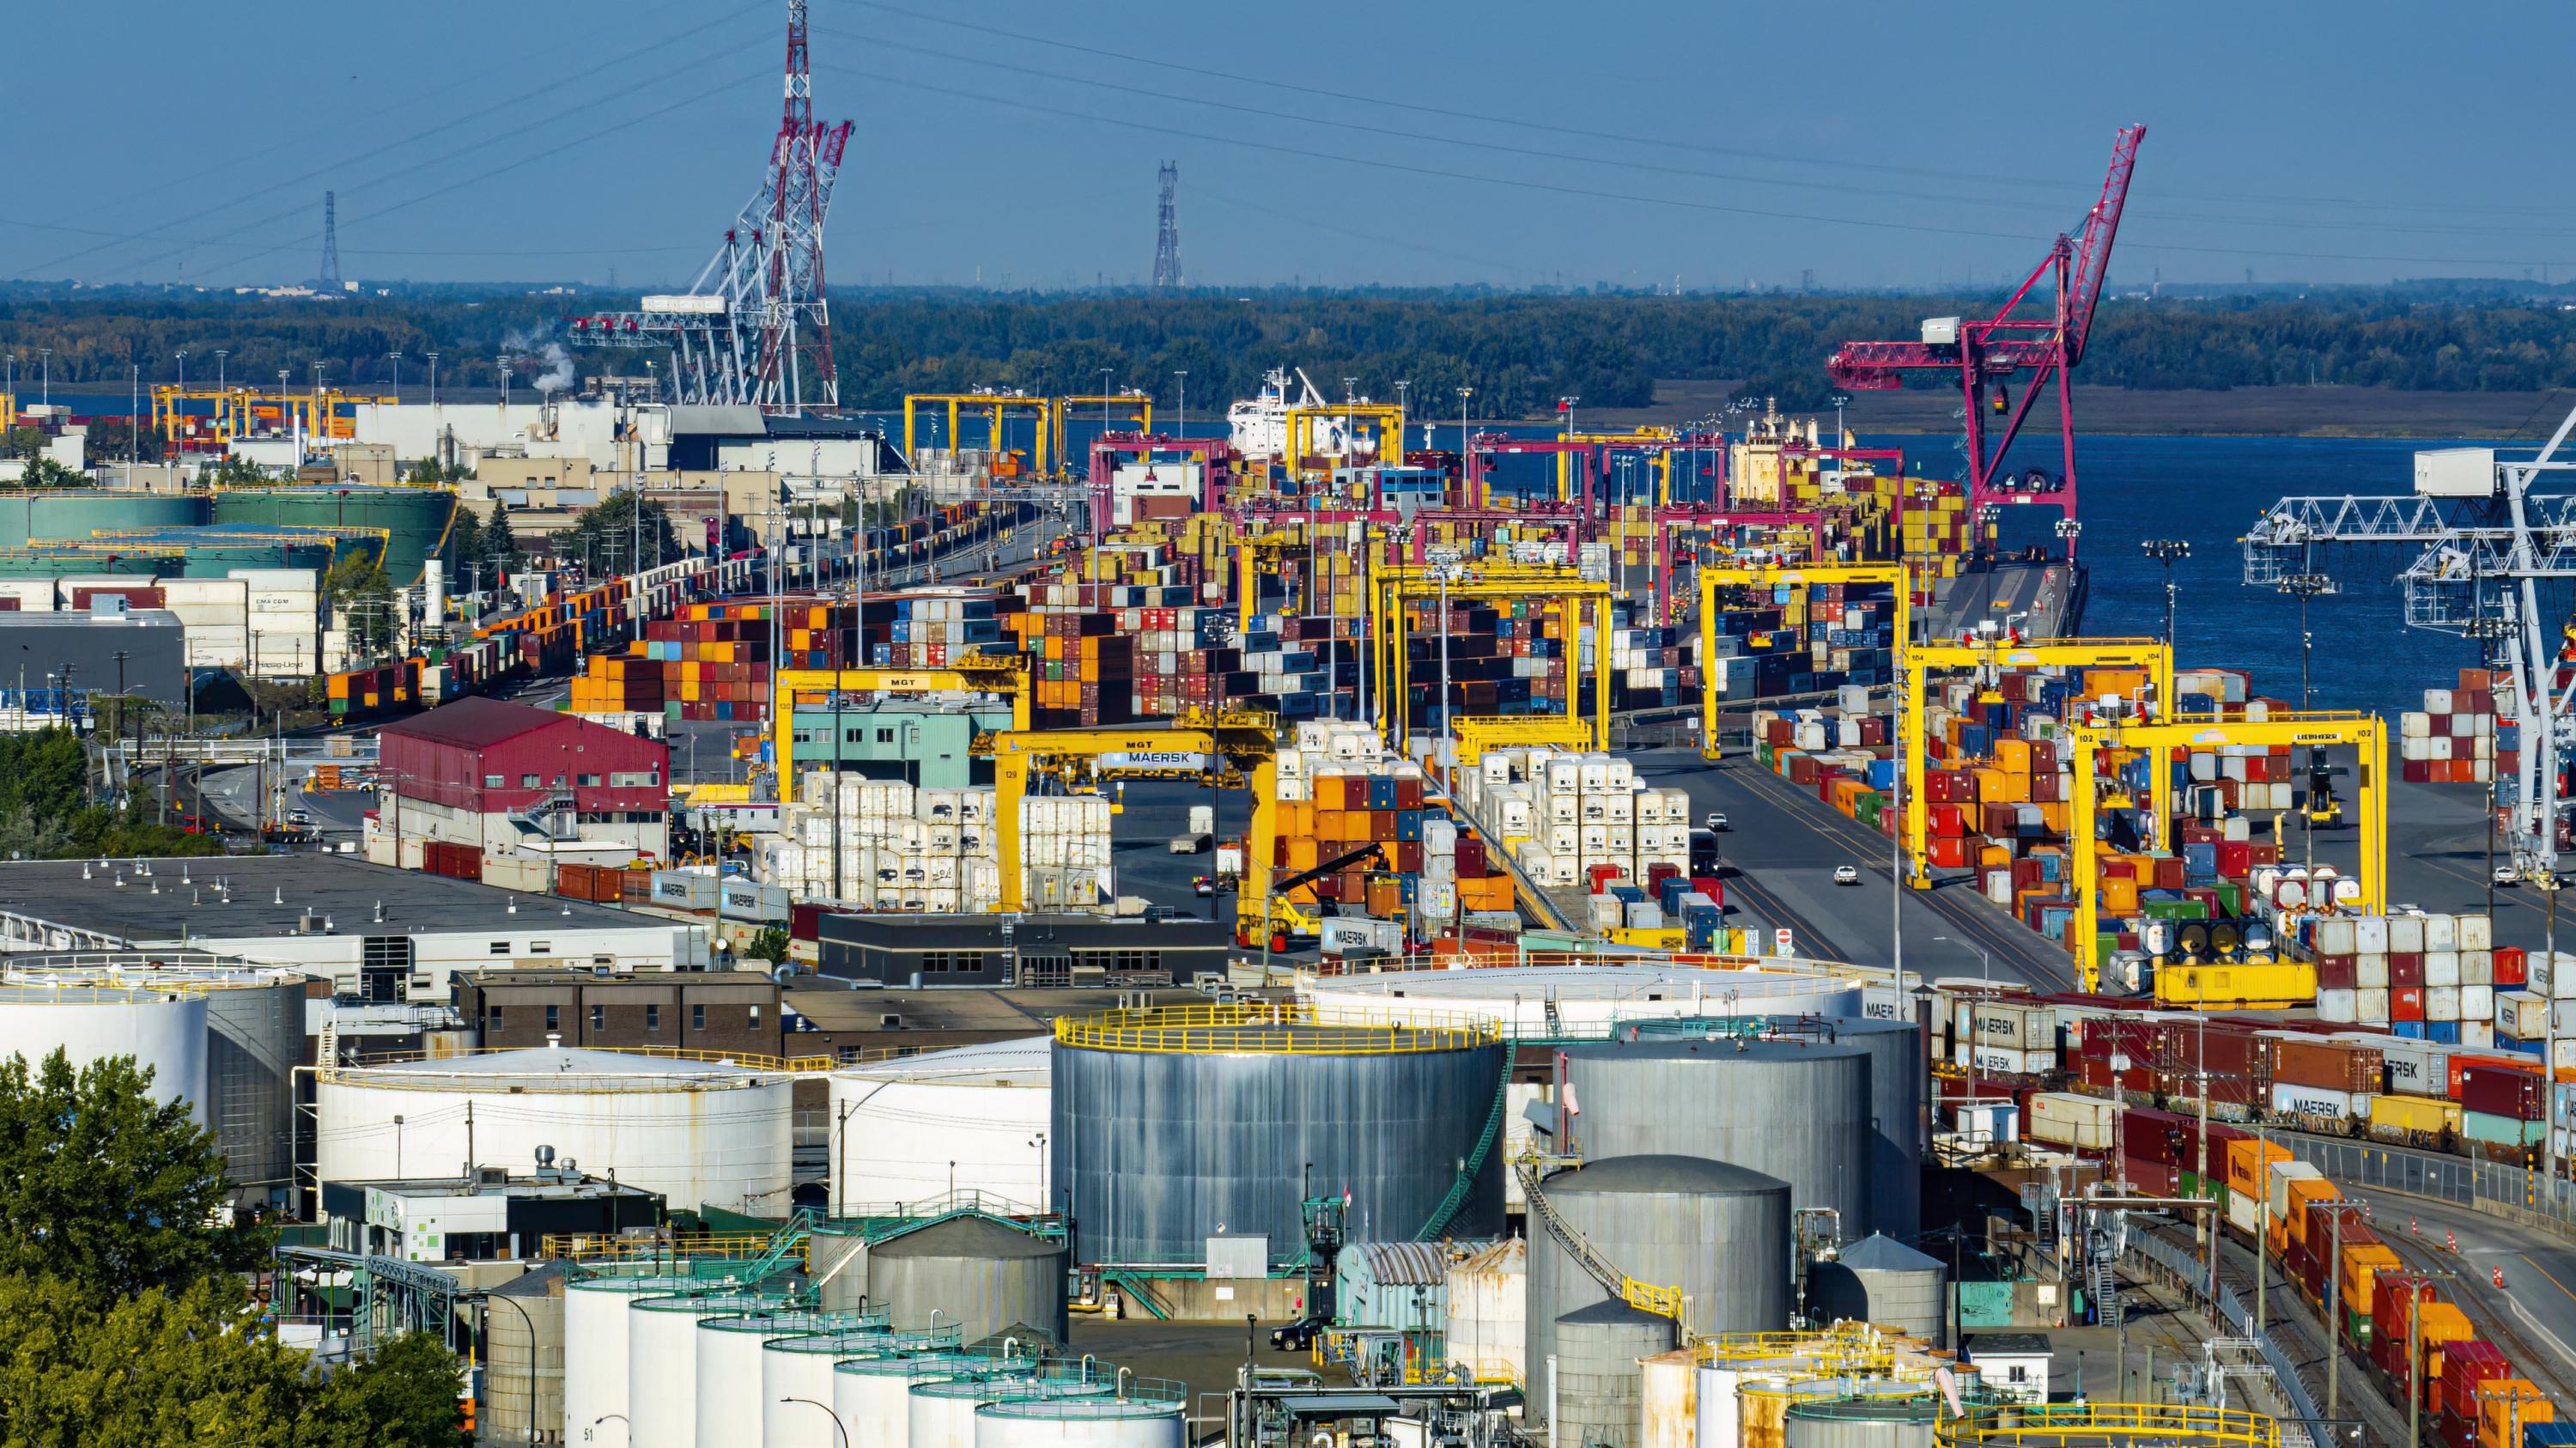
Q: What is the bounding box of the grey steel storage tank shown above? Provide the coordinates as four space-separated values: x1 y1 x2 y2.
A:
1820 1016 1922 1243
1807 1234 1948 1347
1524 1155 1789 1430
1049 1004 1506 1264
483 1264 567 1447
1551 1300 1671 1448
1560 1037 1871 1239
869 1214 1070 1350
1783 1396 1942 1448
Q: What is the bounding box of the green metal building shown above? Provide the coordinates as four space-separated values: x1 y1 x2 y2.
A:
787 703 1013 790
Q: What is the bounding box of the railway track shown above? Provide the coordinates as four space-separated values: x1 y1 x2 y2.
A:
2372 1211 2576 1408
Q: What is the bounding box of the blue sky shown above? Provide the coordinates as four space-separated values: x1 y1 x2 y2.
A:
8 1 2573 291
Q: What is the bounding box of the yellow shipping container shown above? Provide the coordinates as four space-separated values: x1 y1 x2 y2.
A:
2368 1093 2462 1139
2479 1382 2552 1448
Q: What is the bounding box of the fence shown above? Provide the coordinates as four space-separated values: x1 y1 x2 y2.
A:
2276 1133 2576 1231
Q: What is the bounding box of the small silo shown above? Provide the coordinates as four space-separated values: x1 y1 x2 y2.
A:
1525 1155 1789 1429
484 1265 568 1447
973 1384 1188 1448
1443 1237 1526 1384
869 1215 1069 1351
1783 1396 1943 1448
316 1045 793 1217
914 1372 1114 1448
1551 1300 1671 1448
627 1293 775 1448
564 1272 728 1448
1807 1235 1948 1348
1051 1004 1506 1264
829 1037 1052 1213
697 1308 880 1448
834 1354 1027 1448
1562 1038 1872 1239
1641 1348 1697 1448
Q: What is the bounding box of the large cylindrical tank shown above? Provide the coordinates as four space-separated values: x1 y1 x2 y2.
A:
1525 1155 1789 1427
973 1393 1186 1448
829 1037 1051 1212
316 1046 793 1215
212 484 456 583
912 1374 1113 1448
0 490 208 550
833 1354 1025 1448
809 1223 872 1311
485 1269 568 1446
697 1310 878 1448
628 1293 774 1448
1808 1234 1949 1347
1444 1236 1525 1384
1551 1300 1670 1448
1563 1039 1871 1239
761 1327 948 1448
1050 1006 1506 1262
1304 964 1862 1036
1822 1017 1921 1243
1745 1378 1932 1448
870 1216 1068 1351
1783 1395 1943 1448
565 1273 722 1448
1642 1348 1696 1448
0 983 207 1121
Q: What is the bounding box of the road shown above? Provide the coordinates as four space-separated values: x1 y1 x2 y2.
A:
1631 745 2081 989
2334 1184 2576 1408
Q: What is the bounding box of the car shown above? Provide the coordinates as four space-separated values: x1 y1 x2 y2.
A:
1705 811 1730 831
1832 865 1862 885
2494 866 2520 887
1193 875 1216 897
1269 1317 1327 1351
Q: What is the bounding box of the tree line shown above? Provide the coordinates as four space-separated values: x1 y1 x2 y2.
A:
10 288 2576 415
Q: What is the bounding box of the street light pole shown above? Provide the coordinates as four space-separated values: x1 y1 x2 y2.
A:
778 1397 850 1448
2141 539 2190 647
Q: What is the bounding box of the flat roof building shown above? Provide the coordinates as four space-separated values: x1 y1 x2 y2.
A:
815 911 1232 989
319 1168 663 1262
455 968 780 1059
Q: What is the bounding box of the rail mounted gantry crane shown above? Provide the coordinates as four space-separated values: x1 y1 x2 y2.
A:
1283 401 1406 488
987 709 1279 922
1088 432 1234 524
767 652 1031 792
902 392 1058 476
2241 404 2576 877
1899 636 2174 889
1053 392 1153 470
1370 559 1614 750
1697 563 1914 759
1826 125 2145 548
1650 506 1829 621
2063 711 2385 997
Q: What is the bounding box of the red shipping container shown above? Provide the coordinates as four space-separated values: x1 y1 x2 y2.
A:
2496 947 2529 986
2393 987 2426 1023
2460 1061 2543 1121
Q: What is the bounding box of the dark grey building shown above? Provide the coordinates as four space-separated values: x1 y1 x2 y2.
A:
0 607 189 708
816 912 1232 989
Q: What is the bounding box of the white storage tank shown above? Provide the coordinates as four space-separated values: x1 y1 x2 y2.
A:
697 1309 878 1448
1303 963 1862 1036
316 1046 792 1215
914 1373 1113 1448
563 1272 731 1448
0 978 207 1120
628 1293 777 1448
835 1355 1029 1448
1444 1237 1526 1384
829 1037 1051 1212
761 1325 956 1448
973 1386 1186 1448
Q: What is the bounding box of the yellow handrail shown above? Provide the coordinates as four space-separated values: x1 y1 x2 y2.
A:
1935 1404 2280 1448
1052 1001 1501 1055
539 1232 778 1262
339 1043 841 1074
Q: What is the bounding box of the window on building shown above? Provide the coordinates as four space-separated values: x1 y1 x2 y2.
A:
483 775 505 788
579 773 601 788
692 1004 706 1031
610 770 659 788
750 1005 761 1030
520 774 541 789
876 728 894 744
488 1004 502 1031
530 941 551 955
2006 1366 2029 1384
544 1005 560 1033
646 1005 660 1033
590 1005 605 1032
489 940 512 955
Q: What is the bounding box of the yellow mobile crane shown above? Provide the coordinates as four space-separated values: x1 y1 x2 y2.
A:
767 652 1030 798
1370 558 1614 750
1698 563 1915 760
2063 710 2387 1000
988 708 1279 919
1899 636 2174 889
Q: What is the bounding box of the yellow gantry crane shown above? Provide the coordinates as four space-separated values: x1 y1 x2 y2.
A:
768 652 1031 794
1448 716 1597 770
1370 558 1613 750
1285 401 1406 486
1236 529 1309 631
988 708 1279 916
1054 392 1154 467
1900 636 2174 889
902 393 1059 476
1698 563 1914 759
2063 710 2386 995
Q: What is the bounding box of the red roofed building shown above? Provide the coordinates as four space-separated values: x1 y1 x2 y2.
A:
376 697 670 865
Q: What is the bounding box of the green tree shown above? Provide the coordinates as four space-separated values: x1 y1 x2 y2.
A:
18 453 85 486
485 500 526 572
746 925 792 965
198 453 272 485
2 423 46 458
300 1329 469 1448
0 1049 263 1300
325 550 398 658
562 490 680 575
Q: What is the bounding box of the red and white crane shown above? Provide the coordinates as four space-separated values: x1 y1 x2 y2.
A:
1826 125 2145 551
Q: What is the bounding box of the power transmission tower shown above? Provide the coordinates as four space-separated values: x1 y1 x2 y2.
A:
319 192 342 290
1152 161 1181 291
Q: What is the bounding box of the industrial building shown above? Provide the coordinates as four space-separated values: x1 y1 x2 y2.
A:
455 967 781 1057
320 1166 662 1262
378 697 671 863
0 605 188 706
0 854 710 1000
788 699 1012 789
815 912 1232 989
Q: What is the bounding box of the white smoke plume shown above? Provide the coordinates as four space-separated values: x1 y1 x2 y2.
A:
499 328 578 394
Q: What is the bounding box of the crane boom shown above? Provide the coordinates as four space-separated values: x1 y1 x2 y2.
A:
2065 125 2145 364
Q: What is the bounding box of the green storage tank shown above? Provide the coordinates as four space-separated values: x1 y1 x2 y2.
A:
0 491 210 550
0 548 173 577
210 485 456 583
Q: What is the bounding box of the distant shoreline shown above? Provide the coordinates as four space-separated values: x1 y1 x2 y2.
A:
1576 381 2576 442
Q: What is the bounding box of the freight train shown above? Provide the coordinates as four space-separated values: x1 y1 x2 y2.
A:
322 501 1033 723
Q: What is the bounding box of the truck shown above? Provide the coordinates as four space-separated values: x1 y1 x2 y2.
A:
1319 916 1407 960
1169 830 1212 855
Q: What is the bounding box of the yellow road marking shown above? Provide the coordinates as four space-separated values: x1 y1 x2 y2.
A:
2520 1252 2576 1308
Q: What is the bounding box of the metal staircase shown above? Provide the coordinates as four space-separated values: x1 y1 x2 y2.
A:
1514 1155 1684 1324
2084 1222 2120 1325
1414 1056 1514 1241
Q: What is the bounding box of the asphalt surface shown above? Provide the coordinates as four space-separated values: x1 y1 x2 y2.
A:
2330 1181 2576 1406
1927 557 2073 640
